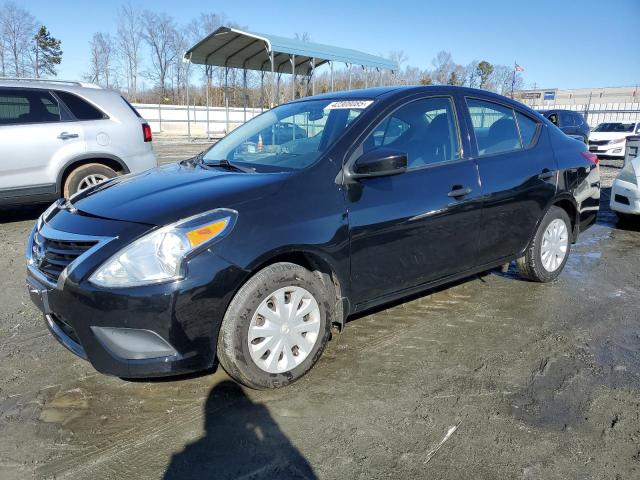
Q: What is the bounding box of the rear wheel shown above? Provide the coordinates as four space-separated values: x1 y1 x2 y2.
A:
217 262 332 389
63 163 118 198
517 206 572 282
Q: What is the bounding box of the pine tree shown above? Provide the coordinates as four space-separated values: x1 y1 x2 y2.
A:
33 26 62 78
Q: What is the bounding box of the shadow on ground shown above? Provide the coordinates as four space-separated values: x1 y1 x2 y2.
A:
163 381 317 480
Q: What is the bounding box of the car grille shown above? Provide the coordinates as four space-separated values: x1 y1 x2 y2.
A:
32 231 97 282
589 140 609 146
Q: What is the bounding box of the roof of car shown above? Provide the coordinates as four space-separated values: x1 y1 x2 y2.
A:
0 78 103 92
294 85 539 112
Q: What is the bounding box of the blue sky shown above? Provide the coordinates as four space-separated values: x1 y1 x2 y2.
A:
21 0 640 90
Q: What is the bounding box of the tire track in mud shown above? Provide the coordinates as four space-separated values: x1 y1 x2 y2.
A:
37 393 239 479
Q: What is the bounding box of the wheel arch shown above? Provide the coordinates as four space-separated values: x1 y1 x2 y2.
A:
549 194 580 241
241 248 348 331
56 154 129 195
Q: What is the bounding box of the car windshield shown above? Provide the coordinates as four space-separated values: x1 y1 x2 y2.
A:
202 99 373 172
593 122 634 132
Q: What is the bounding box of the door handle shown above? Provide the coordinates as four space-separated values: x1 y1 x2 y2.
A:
538 170 555 180
57 132 79 140
448 186 472 198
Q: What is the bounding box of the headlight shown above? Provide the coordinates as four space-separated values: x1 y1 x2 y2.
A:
90 208 237 288
608 138 626 145
617 159 638 186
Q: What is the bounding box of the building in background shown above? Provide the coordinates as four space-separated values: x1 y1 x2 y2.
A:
516 85 640 128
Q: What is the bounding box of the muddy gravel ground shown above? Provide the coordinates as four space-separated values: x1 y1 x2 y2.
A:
0 142 639 479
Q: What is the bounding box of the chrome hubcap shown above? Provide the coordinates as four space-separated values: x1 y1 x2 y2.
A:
540 218 569 272
77 174 108 192
248 286 321 374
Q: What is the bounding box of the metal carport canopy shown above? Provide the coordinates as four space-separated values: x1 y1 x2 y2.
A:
184 27 398 74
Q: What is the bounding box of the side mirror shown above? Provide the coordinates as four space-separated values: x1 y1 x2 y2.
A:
350 148 408 179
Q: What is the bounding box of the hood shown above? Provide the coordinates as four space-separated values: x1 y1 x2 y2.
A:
589 132 633 141
72 162 288 225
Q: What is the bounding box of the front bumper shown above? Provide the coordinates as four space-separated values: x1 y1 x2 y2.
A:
610 178 640 214
589 143 625 157
26 210 248 378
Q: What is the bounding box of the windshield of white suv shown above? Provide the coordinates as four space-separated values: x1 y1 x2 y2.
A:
594 122 634 132
202 99 373 172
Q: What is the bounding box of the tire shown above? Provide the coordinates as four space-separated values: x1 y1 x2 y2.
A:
516 206 572 282
616 212 637 226
63 163 118 198
217 262 332 389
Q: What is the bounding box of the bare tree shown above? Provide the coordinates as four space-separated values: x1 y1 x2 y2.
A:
85 32 115 87
432 51 454 85
116 2 143 100
142 11 178 100
1 1 37 77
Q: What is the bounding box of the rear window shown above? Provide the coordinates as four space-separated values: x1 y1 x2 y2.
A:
55 91 106 120
516 112 539 147
121 96 142 118
0 88 60 125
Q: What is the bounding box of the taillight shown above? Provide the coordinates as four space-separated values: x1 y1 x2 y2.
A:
581 151 598 165
142 123 152 142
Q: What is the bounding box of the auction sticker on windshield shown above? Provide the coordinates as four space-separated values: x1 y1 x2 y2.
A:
325 100 374 110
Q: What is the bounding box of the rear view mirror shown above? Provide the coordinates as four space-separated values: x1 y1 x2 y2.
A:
308 109 324 121
350 148 407 179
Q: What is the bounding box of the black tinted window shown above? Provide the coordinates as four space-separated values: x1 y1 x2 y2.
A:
121 96 142 118
56 91 106 120
467 98 521 155
363 97 460 168
516 112 538 147
0 89 60 125
573 112 584 125
559 111 575 127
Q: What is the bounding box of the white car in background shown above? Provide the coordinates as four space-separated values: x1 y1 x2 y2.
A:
610 135 640 221
588 121 640 158
0 79 157 206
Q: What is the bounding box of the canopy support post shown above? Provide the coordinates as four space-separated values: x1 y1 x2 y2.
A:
206 66 210 139
348 63 352 90
185 56 191 140
311 58 316 96
330 61 334 92
276 72 281 105
224 66 229 135
243 68 247 122
364 66 368 88
270 50 275 108
260 70 265 112
291 54 296 101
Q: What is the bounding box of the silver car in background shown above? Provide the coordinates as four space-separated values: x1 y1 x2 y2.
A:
0 79 157 206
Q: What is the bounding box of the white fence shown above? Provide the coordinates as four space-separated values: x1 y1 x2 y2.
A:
132 100 640 137
132 103 263 137
527 102 640 128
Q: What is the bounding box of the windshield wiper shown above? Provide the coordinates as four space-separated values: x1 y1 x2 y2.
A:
200 158 254 173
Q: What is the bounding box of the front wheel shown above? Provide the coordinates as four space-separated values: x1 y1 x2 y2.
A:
517 206 572 282
217 262 332 389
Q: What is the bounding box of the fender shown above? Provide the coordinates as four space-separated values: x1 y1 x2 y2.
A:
56 153 130 194
518 192 580 259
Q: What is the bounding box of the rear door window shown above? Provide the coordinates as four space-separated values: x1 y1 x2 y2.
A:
466 98 521 155
0 89 61 125
55 91 107 120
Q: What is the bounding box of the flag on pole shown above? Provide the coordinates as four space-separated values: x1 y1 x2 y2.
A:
515 63 525 72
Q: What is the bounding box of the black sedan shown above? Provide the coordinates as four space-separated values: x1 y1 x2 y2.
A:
26 86 600 389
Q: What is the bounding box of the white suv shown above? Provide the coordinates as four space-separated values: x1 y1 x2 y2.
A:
0 79 157 206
